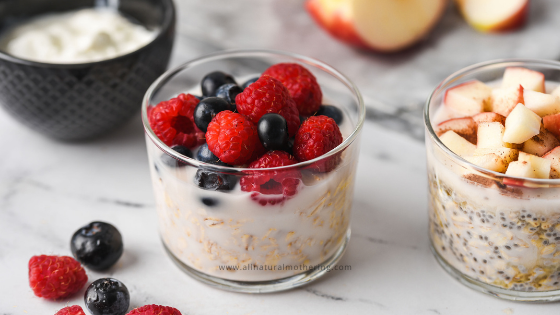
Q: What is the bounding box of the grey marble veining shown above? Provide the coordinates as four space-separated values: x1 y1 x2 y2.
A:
3 0 560 314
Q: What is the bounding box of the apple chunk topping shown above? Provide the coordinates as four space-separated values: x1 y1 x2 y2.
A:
505 161 538 178
489 85 524 116
503 104 542 144
439 131 476 157
465 148 518 173
523 90 560 117
472 112 506 125
522 128 560 157
444 80 492 115
502 67 545 93
515 152 551 179
543 147 560 179
544 113 560 139
434 117 477 144
477 122 516 149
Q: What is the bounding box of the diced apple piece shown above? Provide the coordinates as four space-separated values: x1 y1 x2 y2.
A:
503 104 542 144
472 112 506 126
506 161 538 178
465 148 518 173
502 67 545 93
444 80 492 115
543 147 560 179
518 152 551 179
544 113 560 139
523 90 560 117
490 85 524 116
477 122 515 149
552 86 560 99
439 131 477 157
434 117 477 144
522 128 560 157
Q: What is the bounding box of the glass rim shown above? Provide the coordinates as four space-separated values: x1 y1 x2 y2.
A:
424 58 560 185
0 0 175 67
142 49 366 172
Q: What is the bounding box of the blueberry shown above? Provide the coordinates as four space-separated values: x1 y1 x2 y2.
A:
161 145 193 168
194 97 232 132
85 278 129 315
241 77 259 89
201 197 219 207
71 222 123 271
316 105 343 125
195 95 205 101
196 143 228 166
257 113 289 151
214 83 242 106
195 169 237 191
201 71 236 97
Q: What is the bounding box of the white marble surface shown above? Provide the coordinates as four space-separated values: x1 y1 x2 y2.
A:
3 0 560 314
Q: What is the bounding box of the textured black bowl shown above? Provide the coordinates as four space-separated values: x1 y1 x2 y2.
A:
0 0 175 140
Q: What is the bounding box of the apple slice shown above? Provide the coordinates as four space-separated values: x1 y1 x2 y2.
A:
439 131 477 157
444 80 492 115
490 85 524 116
517 152 551 179
434 117 477 144
523 90 560 117
306 0 447 53
543 147 560 179
544 113 560 139
477 122 516 149
465 148 519 173
457 0 529 33
505 161 538 178
472 112 506 126
502 67 545 93
503 104 542 144
522 128 560 157
552 86 560 99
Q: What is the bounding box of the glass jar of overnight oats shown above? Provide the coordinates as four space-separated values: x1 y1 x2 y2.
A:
142 50 365 293
426 59 560 302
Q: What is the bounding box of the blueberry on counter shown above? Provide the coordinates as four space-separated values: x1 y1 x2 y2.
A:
241 77 259 89
214 83 242 106
316 105 343 125
195 169 237 191
196 143 228 166
161 145 193 168
71 221 123 271
257 113 289 151
201 71 236 97
84 278 129 315
194 97 231 132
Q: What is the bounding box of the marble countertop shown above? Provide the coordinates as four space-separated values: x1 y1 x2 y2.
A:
3 0 560 314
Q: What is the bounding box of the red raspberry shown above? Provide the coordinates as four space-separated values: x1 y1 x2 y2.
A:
127 305 182 315
148 93 205 148
294 115 343 172
263 63 322 116
206 111 265 165
240 151 301 205
235 76 300 136
55 305 86 315
29 255 88 299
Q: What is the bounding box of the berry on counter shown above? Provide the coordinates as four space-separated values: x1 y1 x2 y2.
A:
201 71 236 97
71 221 123 271
241 77 259 89
240 151 301 205
55 305 87 315
235 75 300 136
257 113 289 151
85 278 130 315
28 255 88 299
193 97 232 132
214 83 242 106
206 110 265 165
263 63 322 116
126 305 182 315
194 169 237 191
316 105 343 125
161 145 193 168
195 143 228 166
148 94 205 148
294 115 343 172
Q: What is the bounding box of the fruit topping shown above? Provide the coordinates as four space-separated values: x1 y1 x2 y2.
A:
316 104 343 125
543 147 560 179
241 77 259 89
444 80 492 115
439 131 476 158
257 113 289 151
194 169 238 191
85 278 130 315
294 115 343 172
28 255 87 299
193 97 232 132
71 221 123 271
489 84 524 116
472 112 506 125
126 305 182 315
523 90 560 117
503 104 542 144
502 67 545 93
195 143 229 166
55 306 87 315
544 113 560 139
434 117 477 144
214 83 242 108
161 145 193 168
201 71 236 97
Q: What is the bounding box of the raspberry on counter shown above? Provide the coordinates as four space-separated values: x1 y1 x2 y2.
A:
55 305 86 315
28 255 88 299
127 304 182 315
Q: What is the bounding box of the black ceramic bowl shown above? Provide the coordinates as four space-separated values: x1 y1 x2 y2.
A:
0 0 175 140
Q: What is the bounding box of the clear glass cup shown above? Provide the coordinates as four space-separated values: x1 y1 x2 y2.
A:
142 50 365 293
425 59 560 302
